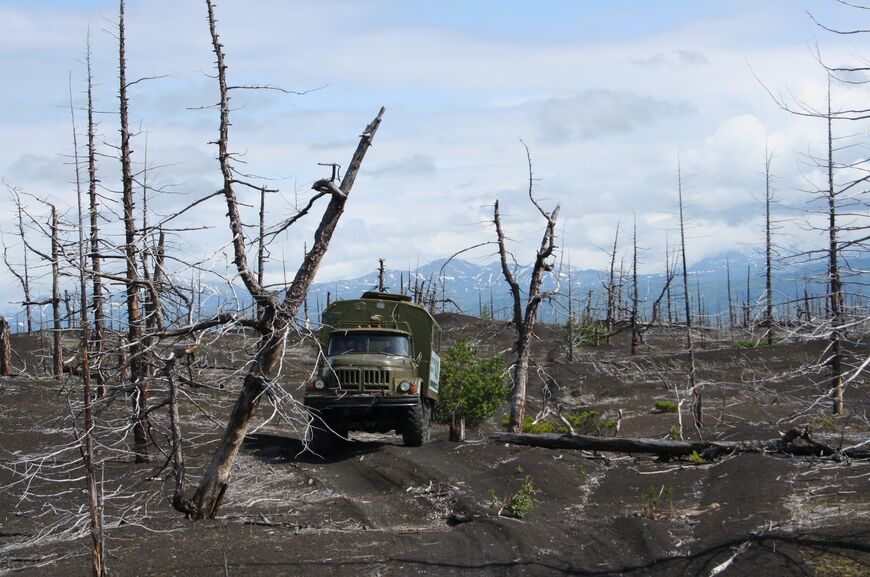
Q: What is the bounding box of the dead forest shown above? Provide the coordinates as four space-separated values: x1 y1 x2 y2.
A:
1 2 869 576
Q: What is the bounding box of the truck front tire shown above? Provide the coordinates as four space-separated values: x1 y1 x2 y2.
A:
402 399 430 447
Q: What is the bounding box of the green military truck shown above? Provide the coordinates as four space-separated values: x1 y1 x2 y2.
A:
304 292 441 452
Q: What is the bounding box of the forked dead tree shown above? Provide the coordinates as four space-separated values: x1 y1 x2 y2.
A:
181 0 385 519
495 142 560 433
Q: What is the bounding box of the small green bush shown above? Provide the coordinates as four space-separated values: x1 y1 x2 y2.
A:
521 416 561 434
504 411 617 435
654 400 678 413
637 485 672 518
688 450 707 465
492 477 539 519
564 410 617 435
435 339 508 429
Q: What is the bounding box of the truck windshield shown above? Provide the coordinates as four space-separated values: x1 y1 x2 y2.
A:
328 334 411 357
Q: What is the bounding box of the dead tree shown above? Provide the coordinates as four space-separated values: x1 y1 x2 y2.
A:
181 0 385 519
86 35 107 397
566 255 574 362
677 159 701 435
605 223 620 342
70 66 105 577
3 192 35 334
726 256 735 335
495 142 560 433
12 197 64 380
630 217 640 355
763 144 776 346
491 428 870 460
378 258 386 292
824 87 846 415
50 206 62 380
118 0 149 461
0 317 11 376
16 201 34 334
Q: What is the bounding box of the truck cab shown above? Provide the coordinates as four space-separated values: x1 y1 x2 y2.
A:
304 292 441 452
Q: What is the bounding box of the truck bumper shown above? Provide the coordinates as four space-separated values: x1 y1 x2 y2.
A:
304 395 419 411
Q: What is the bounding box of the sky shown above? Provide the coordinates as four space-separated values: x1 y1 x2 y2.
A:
1 0 868 314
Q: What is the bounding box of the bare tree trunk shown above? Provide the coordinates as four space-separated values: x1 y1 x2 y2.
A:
16 203 33 334
50 206 63 381
118 0 149 461
0 317 11 376
726 256 735 338
86 37 107 397
630 217 639 355
743 264 751 329
764 144 775 346
605 223 620 342
825 87 845 415
677 160 701 434
164 353 188 514
378 258 386 292
256 185 266 321
63 290 73 329
665 240 673 324
566 257 574 362
70 68 104 577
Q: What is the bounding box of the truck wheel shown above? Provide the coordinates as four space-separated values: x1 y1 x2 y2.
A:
403 399 430 447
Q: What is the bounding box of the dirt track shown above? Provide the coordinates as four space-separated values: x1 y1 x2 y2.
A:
1 320 869 576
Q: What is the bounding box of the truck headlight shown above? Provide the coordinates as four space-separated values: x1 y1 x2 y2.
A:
398 380 413 392
314 379 326 390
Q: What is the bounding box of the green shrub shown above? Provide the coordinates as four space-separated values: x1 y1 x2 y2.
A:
491 477 539 519
435 339 508 428
577 320 607 346
637 485 672 518
688 450 707 465
503 411 616 435
654 400 678 413
564 410 617 435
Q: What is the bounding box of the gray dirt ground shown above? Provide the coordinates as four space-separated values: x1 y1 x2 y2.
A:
1 317 869 576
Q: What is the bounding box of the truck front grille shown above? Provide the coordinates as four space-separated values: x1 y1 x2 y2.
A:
333 368 390 392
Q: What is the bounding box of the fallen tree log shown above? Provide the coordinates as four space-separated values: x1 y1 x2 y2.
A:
490 429 870 460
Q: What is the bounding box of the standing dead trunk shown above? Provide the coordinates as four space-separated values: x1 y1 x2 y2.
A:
630 217 640 355
495 142 560 433
164 353 188 515
70 68 104 577
0 317 12 376
50 206 63 381
566 257 574 362
677 159 701 434
825 87 845 415
86 37 107 397
16 202 33 334
118 0 148 461
605 224 620 342
764 145 775 346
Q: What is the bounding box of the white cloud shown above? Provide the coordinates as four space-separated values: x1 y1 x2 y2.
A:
0 0 867 313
